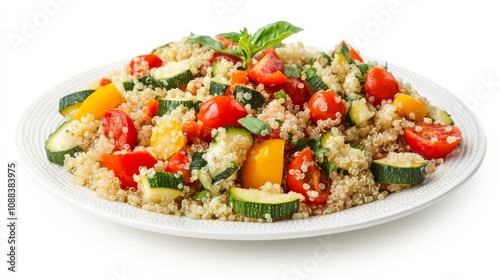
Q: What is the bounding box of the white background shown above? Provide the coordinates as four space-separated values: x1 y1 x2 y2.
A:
1 0 498 279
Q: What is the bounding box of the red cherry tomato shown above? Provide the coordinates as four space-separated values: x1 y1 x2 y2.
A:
182 121 213 144
404 122 462 159
102 109 137 151
197 96 248 129
128 54 163 77
210 52 242 65
101 151 157 189
364 67 400 106
165 151 191 185
307 90 346 123
286 148 331 205
266 78 311 108
248 47 289 86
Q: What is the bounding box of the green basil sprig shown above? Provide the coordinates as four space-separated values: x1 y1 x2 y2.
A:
187 21 303 66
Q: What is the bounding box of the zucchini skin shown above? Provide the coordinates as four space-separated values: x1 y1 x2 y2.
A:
370 160 426 185
45 122 83 165
228 187 299 220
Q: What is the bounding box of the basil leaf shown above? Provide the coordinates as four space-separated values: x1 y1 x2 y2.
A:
275 119 284 127
252 21 303 53
217 32 241 43
187 34 243 57
237 116 271 136
237 28 253 65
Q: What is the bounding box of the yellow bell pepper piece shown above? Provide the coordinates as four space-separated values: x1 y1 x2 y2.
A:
241 139 285 189
74 84 125 120
150 118 187 161
393 93 429 122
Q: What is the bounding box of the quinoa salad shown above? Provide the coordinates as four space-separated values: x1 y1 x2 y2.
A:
45 21 462 222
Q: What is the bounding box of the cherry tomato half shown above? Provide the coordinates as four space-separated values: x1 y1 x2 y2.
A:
165 151 191 185
248 47 289 86
102 109 137 151
128 54 163 77
364 67 400 106
197 96 248 129
287 148 331 205
101 151 157 189
404 122 462 159
307 90 346 123
266 78 311 108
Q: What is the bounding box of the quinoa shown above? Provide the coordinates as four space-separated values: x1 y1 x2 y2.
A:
51 27 461 223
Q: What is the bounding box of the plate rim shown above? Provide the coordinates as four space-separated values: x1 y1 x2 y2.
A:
16 57 487 241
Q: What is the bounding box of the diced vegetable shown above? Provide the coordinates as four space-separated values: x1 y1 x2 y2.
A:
286 148 331 205
404 122 462 159
347 97 373 126
393 94 429 122
427 107 454 125
303 67 328 93
197 96 248 129
234 85 264 109
157 96 202 116
45 122 83 165
151 59 194 90
228 187 300 219
209 80 229 96
241 139 285 189
150 118 187 161
101 151 157 189
364 67 400 106
138 171 184 203
74 83 125 120
58 89 95 117
370 154 426 185
308 90 346 123
102 109 137 151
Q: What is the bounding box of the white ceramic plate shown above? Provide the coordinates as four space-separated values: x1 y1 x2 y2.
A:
17 59 486 240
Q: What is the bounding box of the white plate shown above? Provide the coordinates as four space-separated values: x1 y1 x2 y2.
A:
16 59 487 240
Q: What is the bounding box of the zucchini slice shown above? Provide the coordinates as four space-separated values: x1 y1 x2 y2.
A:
157 96 202 116
303 67 328 93
228 187 300 220
347 98 373 126
151 59 194 90
427 107 454 125
370 154 426 185
234 85 264 109
45 122 83 165
138 171 184 203
58 89 95 117
195 127 254 193
209 80 229 96
123 75 155 91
